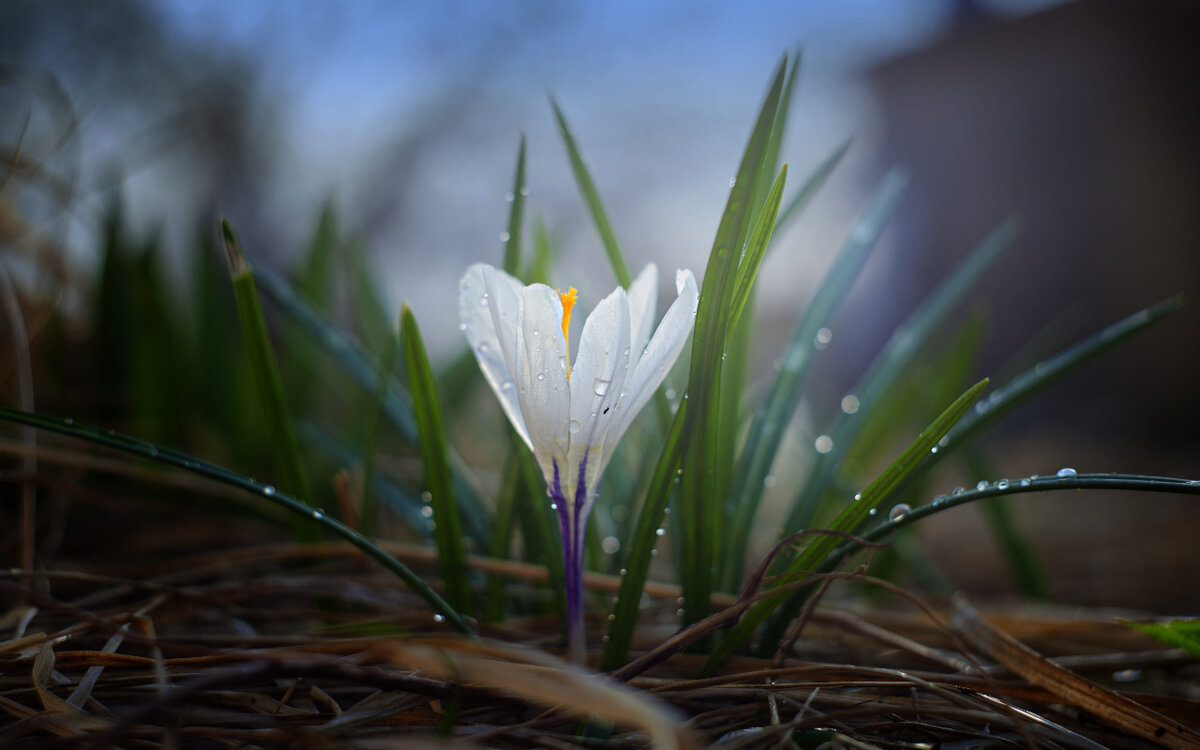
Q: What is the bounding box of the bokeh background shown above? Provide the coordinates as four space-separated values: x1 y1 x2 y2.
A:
2 0 1199 610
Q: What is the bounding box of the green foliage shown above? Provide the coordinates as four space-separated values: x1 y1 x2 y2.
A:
1123 618 1200 658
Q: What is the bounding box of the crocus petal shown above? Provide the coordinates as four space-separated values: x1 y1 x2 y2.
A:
459 263 530 448
625 263 658 374
514 283 571 485
615 268 699 437
566 285 632 509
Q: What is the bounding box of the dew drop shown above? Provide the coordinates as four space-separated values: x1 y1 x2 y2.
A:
478 293 489 307
421 490 433 502
763 475 776 489
931 494 947 508
550 502 558 510
951 486 965 496
263 485 276 496
868 507 878 516
655 527 666 537
500 380 514 391
889 503 911 522
568 419 581 434
499 231 511 242
728 176 737 187
618 568 627 576
1056 467 1078 479
458 322 467 331
814 327 833 349
1020 477 1032 487
814 435 834 454
976 480 989 491
930 446 939 454
311 509 324 519
433 613 445 623
601 536 620 554
607 613 615 621
840 395 860 414
593 378 610 396
477 343 490 355
536 372 546 381
421 505 434 518
532 329 540 337
996 479 1010 490
853 492 862 501
519 186 529 196
505 191 515 202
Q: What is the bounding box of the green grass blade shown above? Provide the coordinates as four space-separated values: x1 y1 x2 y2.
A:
0 406 476 638
220 219 320 543
401 305 473 617
939 296 1183 452
720 171 907 592
484 445 523 622
515 445 567 621
751 51 800 218
1123 619 1200 659
678 56 788 629
527 215 553 285
773 140 850 235
503 135 527 276
706 379 988 671
783 218 1021 534
820 472 1200 581
252 265 492 545
355 327 400 535
601 400 688 672
550 98 632 288
729 165 787 329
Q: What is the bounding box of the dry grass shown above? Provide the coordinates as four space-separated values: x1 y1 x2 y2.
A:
2 540 1198 749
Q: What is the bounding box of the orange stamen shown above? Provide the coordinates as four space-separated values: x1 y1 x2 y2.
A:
559 287 578 379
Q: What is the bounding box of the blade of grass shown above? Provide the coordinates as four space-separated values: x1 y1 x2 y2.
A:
720 171 907 592
601 399 688 672
484 445 522 622
503 135 527 276
939 296 1183 453
706 378 988 671
0 406 476 637
355 327 400 535
550 98 632 288
220 219 320 543
783 218 1021 535
677 56 788 629
252 264 492 545
728 165 787 329
401 305 473 617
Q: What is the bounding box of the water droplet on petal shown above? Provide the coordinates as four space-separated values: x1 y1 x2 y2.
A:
568 419 581 433
1056 467 1078 479
500 380 514 391
477 343 489 354
478 293 489 307
593 378 610 396
889 503 911 522
536 372 546 381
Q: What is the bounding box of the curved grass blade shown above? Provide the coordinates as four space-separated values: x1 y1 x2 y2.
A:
252 264 491 545
820 472 1200 579
783 218 1021 536
0 406 476 638
503 135 527 276
750 51 800 219
706 379 988 671
220 219 319 542
720 170 907 592
601 400 688 672
401 305 473 617
550 98 632 288
678 56 788 629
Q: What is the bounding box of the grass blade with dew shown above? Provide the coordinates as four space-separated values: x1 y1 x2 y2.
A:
220 219 320 543
749 50 800 219
783 218 1021 536
938 296 1183 454
503 134 527 276
728 165 788 329
706 378 988 670
252 263 492 545
818 472 1200 583
720 171 907 593
550 98 632 288
0 406 477 637
677 56 788 629
401 305 473 617
601 399 688 672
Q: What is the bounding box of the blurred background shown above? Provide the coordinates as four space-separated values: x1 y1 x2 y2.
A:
2 0 1199 610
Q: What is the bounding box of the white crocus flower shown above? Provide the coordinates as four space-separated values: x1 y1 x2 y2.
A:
459 262 698 663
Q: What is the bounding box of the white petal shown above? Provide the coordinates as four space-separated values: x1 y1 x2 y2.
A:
566 285 631 507
625 263 658 374
515 283 571 484
460 264 530 449
615 268 698 436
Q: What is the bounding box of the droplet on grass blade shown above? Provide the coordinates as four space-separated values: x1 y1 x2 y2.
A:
1056 467 1078 479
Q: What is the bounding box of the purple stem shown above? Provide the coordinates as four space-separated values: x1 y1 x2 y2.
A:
552 458 590 665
